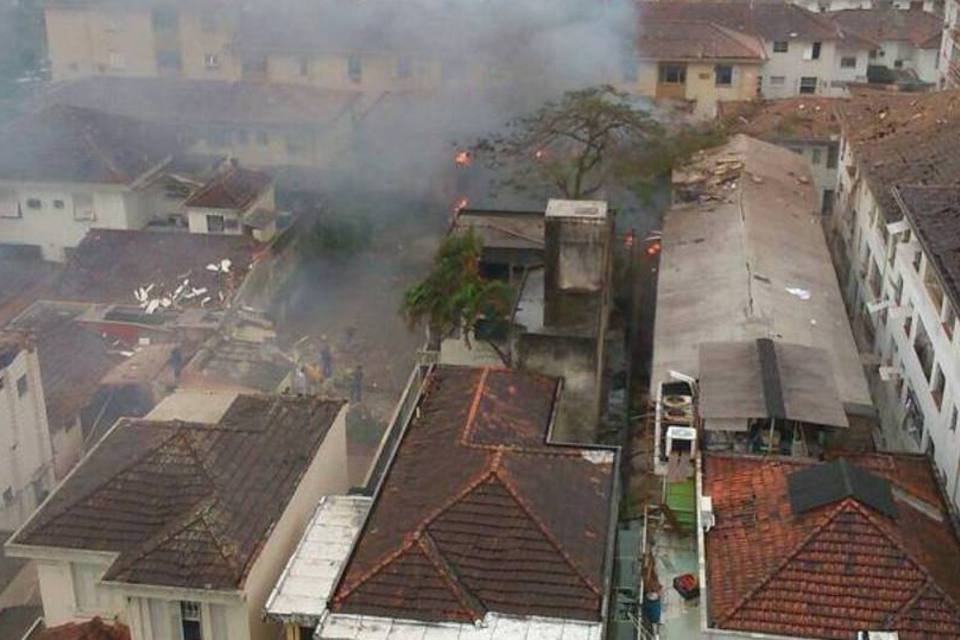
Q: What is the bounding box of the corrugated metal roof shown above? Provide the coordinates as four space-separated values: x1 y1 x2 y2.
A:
266 496 372 623
318 612 604 639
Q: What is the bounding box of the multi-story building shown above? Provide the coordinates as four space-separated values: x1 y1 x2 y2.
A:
832 90 960 504
942 0 960 87
0 333 55 532
636 2 873 107
6 392 350 640
829 8 943 86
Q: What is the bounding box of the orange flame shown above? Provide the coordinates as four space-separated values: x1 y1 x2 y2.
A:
453 196 469 212
534 149 545 160
454 150 470 166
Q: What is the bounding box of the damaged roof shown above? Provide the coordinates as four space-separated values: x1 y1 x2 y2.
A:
11 394 346 591
0 104 179 185
894 186 960 320
838 90 960 222
829 8 943 48
42 77 362 128
719 97 844 143
636 20 765 60
54 229 260 308
653 135 871 409
704 452 960 639
183 165 272 211
328 366 617 625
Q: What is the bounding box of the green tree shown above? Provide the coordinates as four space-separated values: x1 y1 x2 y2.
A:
401 230 512 358
471 85 662 199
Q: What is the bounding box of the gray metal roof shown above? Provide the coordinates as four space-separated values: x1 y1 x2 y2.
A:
651 135 871 411
265 495 371 624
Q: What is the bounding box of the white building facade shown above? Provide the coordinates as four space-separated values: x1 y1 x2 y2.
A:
943 0 960 87
0 338 55 532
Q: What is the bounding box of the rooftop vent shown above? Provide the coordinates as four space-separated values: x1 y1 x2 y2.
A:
787 458 898 519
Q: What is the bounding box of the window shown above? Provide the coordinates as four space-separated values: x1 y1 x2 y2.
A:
821 189 835 216
299 56 310 77
932 364 946 409
0 188 20 218
715 64 733 86
73 193 94 220
157 50 182 70
944 303 956 340
108 51 126 70
894 59 904 69
16 374 27 397
224 217 240 231
770 75 786 85
870 49 879 60
658 64 686 83
204 53 220 69
811 42 822 60
397 55 412 79
950 406 958 432
812 148 823 164
914 319 935 381
53 199 64 209
26 198 41 209
799 76 818 94
773 41 789 53
826 144 838 168
206 215 225 233
348 55 362 83
151 7 178 31
181 601 202 640
840 56 857 68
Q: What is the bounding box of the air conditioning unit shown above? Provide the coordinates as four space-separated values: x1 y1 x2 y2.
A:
666 425 697 460
700 495 716 532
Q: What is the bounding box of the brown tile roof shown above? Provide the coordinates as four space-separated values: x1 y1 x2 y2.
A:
637 2 845 43
6 301 122 432
54 230 261 308
42 77 362 128
838 90 960 222
894 186 960 319
329 366 617 624
35 618 130 640
704 453 960 639
0 104 179 185
0 247 62 325
719 97 844 142
12 394 346 590
637 20 765 60
829 8 943 48
183 165 272 211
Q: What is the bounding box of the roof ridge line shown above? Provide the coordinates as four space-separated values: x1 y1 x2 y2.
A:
333 463 500 602
459 367 490 445
195 508 246 581
80 125 127 183
493 466 601 596
716 498 855 625
417 531 486 622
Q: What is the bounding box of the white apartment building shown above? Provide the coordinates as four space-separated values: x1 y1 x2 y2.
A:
942 0 960 87
5 392 350 640
0 334 56 532
833 92 960 506
794 0 937 12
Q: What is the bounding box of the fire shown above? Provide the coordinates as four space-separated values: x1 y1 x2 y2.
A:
453 196 469 212
646 240 661 256
534 148 545 161
624 231 635 249
454 150 470 166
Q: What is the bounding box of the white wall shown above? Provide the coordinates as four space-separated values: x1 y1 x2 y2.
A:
0 182 143 261
0 347 55 532
760 39 867 98
873 40 941 84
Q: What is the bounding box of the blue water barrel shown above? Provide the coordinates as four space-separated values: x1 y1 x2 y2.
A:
642 592 662 624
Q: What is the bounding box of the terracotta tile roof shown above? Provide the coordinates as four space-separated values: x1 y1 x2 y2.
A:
12 394 345 590
183 165 272 211
637 20 765 60
719 97 844 142
329 366 617 624
53 230 261 308
829 8 943 48
704 453 960 639
0 104 179 185
637 2 845 43
35 618 130 640
838 90 960 222
42 77 362 128
894 186 960 321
